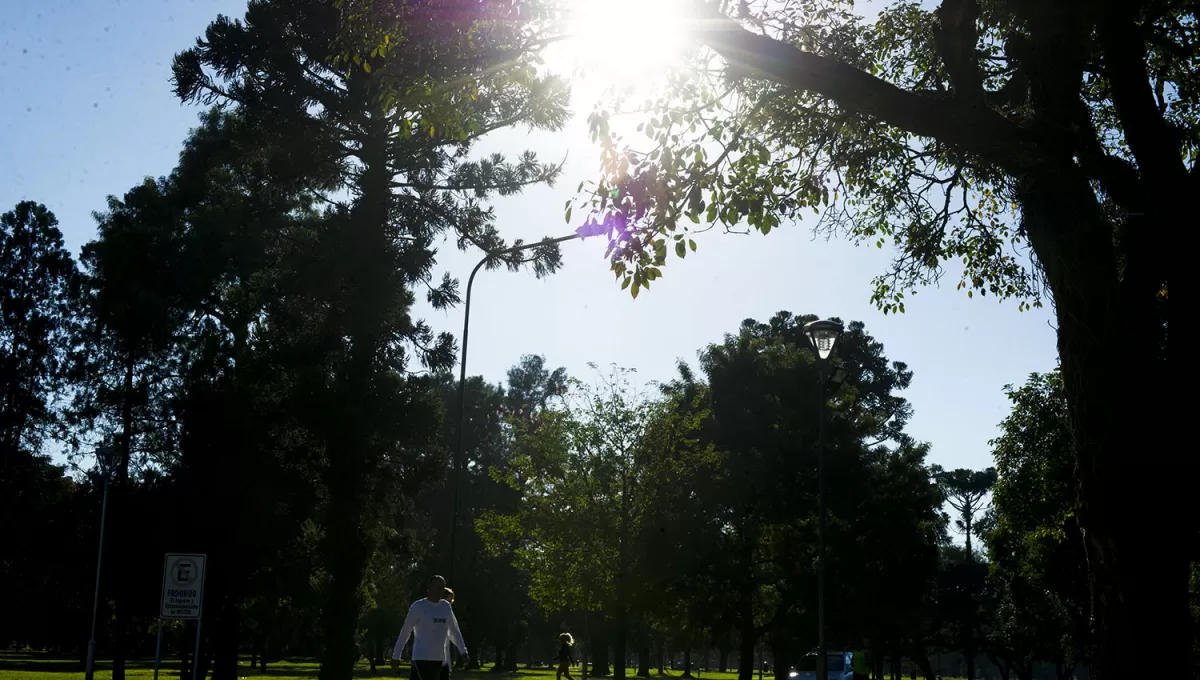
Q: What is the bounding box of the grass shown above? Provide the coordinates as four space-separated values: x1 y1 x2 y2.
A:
0 654 971 680
0 654 761 680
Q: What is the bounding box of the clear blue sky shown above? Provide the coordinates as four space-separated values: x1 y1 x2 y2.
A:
0 0 1060 474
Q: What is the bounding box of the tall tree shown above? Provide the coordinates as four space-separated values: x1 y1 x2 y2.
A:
985 370 1089 676
172 2 570 677
649 312 940 680
577 2 1181 673
482 365 652 680
0 202 76 459
934 467 997 560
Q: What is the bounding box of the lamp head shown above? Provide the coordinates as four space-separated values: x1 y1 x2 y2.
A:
803 319 844 360
97 445 117 479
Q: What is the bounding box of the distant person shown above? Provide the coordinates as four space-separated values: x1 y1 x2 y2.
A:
391 575 469 680
851 646 868 680
556 632 576 680
441 587 458 680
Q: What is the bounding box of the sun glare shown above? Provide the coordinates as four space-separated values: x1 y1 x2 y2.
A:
544 0 691 95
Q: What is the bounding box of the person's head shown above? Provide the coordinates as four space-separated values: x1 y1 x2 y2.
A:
444 587 456 604
427 575 447 601
559 633 574 646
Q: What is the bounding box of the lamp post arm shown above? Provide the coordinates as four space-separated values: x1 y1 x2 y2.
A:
448 232 581 582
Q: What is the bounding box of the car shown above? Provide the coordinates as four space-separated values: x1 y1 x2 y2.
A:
786 651 855 680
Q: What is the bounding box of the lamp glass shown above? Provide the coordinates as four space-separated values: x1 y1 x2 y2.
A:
807 328 839 360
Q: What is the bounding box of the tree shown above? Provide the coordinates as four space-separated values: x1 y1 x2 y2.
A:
0 201 77 459
481 364 652 680
575 2 1180 674
172 2 571 677
69 177 192 680
985 371 1089 676
646 312 940 680
934 467 997 561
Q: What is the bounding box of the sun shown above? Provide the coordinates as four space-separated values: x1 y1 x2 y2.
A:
543 0 691 95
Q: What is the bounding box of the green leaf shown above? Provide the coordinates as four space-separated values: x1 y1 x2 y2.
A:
631 281 640 298
675 241 686 258
688 239 697 252
565 205 573 224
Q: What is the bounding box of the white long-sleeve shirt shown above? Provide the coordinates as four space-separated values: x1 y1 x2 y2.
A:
391 598 467 662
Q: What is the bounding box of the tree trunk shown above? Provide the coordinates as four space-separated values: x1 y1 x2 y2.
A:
210 600 240 680
1054 661 1074 680
612 612 627 680
657 639 665 675
737 614 756 680
492 642 505 671
638 646 651 677
592 638 611 677
1016 163 1180 680
317 492 369 680
682 648 692 679
769 638 790 680
718 646 729 673
909 647 933 680
259 635 268 673
962 648 974 680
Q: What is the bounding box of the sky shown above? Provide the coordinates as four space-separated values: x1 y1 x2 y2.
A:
0 0 1061 474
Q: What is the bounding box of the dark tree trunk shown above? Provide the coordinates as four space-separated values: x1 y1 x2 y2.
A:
1055 661 1075 680
909 648 933 680
592 637 611 677
657 639 665 675
612 612 627 680
682 648 692 679
718 646 729 673
737 613 756 680
210 600 240 680
638 647 651 677
769 638 790 680
259 636 268 673
317 491 369 680
492 642 505 671
1014 140 1179 680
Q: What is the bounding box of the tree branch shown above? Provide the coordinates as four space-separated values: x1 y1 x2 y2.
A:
687 0 1030 170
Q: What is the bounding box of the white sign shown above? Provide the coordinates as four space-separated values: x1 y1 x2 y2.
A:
160 553 206 619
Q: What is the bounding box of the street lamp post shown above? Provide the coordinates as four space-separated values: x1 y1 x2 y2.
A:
448 226 601 582
803 319 843 680
85 444 117 680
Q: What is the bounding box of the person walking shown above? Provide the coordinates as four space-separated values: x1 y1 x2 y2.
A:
556 632 576 680
851 646 869 680
391 575 469 680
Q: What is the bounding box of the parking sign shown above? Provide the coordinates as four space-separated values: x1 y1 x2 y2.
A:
160 553 206 619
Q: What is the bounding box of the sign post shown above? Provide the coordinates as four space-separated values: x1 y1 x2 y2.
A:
157 554 207 680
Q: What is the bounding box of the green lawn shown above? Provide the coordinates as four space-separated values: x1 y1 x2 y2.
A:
0 655 757 680
0 655 971 680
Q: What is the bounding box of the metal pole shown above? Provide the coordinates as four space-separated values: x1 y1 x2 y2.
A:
448 233 581 582
815 367 827 680
85 470 110 680
193 616 204 680
153 619 164 680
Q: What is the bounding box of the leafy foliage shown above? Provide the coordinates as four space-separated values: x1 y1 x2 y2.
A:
0 203 77 457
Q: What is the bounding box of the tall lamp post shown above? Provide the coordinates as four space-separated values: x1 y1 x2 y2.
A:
803 319 843 680
85 444 117 680
447 224 603 583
